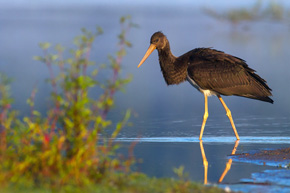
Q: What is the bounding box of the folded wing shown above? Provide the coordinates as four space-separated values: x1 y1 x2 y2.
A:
185 48 273 103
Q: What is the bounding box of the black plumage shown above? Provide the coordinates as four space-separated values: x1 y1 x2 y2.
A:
185 48 273 103
138 31 273 140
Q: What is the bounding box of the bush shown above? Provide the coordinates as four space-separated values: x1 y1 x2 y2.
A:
0 16 134 189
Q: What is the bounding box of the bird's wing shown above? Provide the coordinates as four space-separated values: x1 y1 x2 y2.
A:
185 48 273 101
186 48 250 91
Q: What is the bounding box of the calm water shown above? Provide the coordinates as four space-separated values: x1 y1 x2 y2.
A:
117 114 290 192
1 3 290 192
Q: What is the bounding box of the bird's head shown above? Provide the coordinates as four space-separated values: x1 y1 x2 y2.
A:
138 31 168 68
150 31 167 50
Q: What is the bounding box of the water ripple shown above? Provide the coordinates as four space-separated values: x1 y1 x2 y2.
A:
115 136 290 144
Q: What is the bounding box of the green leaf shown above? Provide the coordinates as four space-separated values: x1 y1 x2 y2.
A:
26 98 34 106
50 54 58 61
91 69 98 76
107 98 113 106
120 16 126 23
39 42 51 50
117 49 126 57
96 26 103 35
55 44 65 52
32 111 41 117
173 166 184 178
73 36 81 46
33 56 44 61
125 41 132 47
75 49 83 58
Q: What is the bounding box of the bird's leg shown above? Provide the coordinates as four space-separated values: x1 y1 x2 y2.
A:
199 94 209 140
199 140 208 185
217 95 240 140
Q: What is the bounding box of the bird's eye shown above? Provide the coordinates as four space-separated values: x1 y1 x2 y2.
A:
153 38 159 43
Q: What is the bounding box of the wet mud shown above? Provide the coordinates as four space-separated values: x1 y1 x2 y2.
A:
226 147 290 193
232 147 290 167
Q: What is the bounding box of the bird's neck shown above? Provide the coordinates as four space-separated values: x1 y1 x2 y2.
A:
157 43 187 85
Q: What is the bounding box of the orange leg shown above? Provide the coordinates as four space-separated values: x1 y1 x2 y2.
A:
218 140 240 183
199 94 208 140
199 140 208 184
217 95 240 140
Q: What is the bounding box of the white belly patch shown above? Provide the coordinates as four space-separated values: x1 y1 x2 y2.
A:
186 75 217 96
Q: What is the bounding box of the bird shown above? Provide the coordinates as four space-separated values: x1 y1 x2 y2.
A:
137 31 273 140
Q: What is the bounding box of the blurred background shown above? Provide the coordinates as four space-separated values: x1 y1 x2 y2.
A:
0 0 290 136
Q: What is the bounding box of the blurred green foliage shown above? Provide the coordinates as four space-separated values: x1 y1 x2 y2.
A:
0 172 228 193
204 0 288 24
0 16 134 189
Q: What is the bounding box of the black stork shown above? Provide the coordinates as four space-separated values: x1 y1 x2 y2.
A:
137 31 273 140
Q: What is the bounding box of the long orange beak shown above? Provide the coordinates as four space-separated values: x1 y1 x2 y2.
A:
137 44 156 68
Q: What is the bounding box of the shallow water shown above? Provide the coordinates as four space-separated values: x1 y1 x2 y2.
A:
117 135 290 192
1 3 290 193
119 112 290 139
117 136 290 144
116 112 290 192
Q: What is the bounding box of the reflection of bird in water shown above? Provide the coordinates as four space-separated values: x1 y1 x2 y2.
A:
199 140 240 184
138 32 273 140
